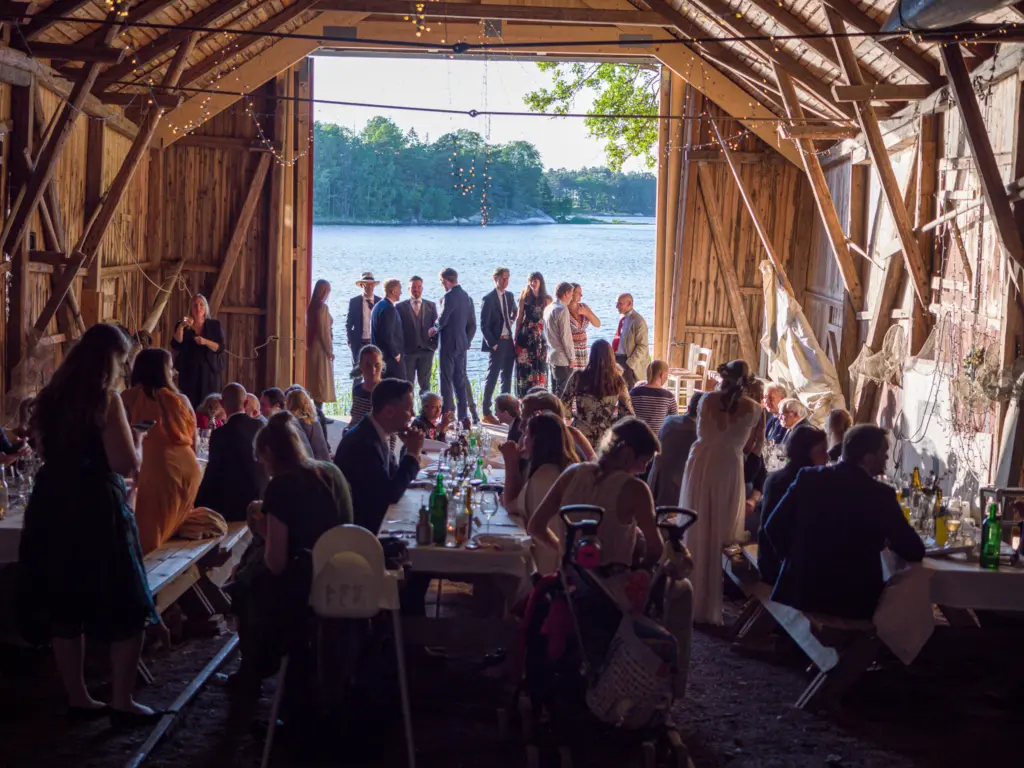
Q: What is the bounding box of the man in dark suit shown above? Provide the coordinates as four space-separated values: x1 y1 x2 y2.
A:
345 272 381 366
479 266 517 423
429 267 476 420
195 383 269 523
370 278 406 380
333 378 425 533
764 425 924 620
396 275 438 397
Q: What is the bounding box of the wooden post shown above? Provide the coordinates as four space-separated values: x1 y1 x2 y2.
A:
141 260 186 333
653 70 671 361
658 73 684 362
293 58 313 386
265 76 287 388
276 72 296 385
668 86 699 367
81 118 105 327
912 115 938 354
6 79 33 387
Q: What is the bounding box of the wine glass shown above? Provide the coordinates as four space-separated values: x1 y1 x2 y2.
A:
480 490 498 535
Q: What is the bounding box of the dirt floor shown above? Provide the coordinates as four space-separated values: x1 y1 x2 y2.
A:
2 586 1023 768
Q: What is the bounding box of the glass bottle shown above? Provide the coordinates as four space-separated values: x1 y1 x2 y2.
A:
473 457 487 483
428 473 448 546
416 505 433 546
980 501 1002 570
0 466 7 521
455 485 472 544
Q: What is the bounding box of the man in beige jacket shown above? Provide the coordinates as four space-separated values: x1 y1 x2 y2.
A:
612 293 650 388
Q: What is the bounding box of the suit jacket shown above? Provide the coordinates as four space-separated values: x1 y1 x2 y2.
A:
194 412 269 523
765 462 925 620
765 413 788 445
480 289 517 352
346 294 381 349
436 284 476 355
332 414 421 533
370 298 405 364
647 414 698 507
619 310 650 384
396 298 438 354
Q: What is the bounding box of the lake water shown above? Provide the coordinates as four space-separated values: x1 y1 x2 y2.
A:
312 220 656 385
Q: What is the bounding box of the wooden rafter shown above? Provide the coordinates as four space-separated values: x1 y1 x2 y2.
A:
826 8 930 310
773 62 863 308
141 260 186 333
99 91 183 109
13 42 126 63
77 0 181 48
320 0 662 25
21 0 93 41
833 84 934 102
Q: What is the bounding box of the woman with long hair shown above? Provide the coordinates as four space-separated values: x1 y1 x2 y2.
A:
514 271 552 396
18 324 163 723
306 279 336 426
171 294 225 408
679 360 764 625
121 348 203 553
195 393 225 430
567 283 601 371
560 338 634 446
285 387 331 461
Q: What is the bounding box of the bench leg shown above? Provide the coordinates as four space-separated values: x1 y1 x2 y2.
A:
727 598 761 640
939 605 977 628
179 583 227 637
137 659 155 686
194 575 232 616
795 634 880 711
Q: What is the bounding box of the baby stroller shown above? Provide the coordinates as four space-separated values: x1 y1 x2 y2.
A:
517 505 697 768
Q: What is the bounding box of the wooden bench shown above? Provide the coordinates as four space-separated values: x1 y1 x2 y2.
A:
723 544 880 711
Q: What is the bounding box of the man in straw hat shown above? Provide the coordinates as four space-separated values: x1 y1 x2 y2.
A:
345 271 381 366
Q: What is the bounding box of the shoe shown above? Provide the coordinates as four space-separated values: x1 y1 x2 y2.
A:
323 418 335 424
482 414 499 425
66 705 110 723
109 707 169 727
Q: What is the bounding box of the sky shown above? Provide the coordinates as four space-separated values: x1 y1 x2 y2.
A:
311 55 644 172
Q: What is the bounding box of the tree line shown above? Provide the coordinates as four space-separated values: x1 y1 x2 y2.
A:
312 117 656 224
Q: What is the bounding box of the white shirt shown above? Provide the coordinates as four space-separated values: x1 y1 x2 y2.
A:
497 290 511 339
411 298 422 316
368 414 394 463
361 295 373 340
543 301 574 367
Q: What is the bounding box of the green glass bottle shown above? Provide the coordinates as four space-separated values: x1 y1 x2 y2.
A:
980 501 1002 571
429 473 449 546
473 457 487 483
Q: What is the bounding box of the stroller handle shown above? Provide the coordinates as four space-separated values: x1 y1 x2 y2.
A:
655 506 698 534
559 504 604 528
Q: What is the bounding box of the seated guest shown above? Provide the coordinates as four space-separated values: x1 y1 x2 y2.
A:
411 391 453 441
630 360 679 435
743 429 768 536
244 393 262 421
121 349 203 553
195 383 270 522
196 393 226 430
11 396 35 443
522 391 596 461
757 424 827 587
333 378 425 532
495 393 522 443
778 397 809 437
763 382 789 444
826 407 853 463
648 391 702 507
260 387 286 419
285 388 332 461
765 425 925 619
350 345 383 425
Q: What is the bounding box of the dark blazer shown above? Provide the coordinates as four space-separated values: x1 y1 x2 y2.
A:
756 462 803 587
333 415 421 533
480 289 517 352
346 293 380 349
765 462 925 620
194 412 269 523
765 413 787 445
436 284 476 354
396 298 438 354
370 298 405 364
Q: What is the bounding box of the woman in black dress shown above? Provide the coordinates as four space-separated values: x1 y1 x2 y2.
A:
171 294 225 407
18 324 163 723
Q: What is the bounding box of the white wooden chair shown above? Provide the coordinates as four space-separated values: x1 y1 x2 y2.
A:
667 345 713 409
261 525 414 768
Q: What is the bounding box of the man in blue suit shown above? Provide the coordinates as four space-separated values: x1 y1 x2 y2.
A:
429 267 476 420
371 278 406 380
479 266 517 423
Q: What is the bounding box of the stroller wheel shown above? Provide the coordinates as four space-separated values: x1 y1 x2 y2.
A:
642 741 657 768
526 744 541 768
668 730 692 768
559 745 572 768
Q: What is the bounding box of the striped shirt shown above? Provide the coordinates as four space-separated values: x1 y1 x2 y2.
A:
350 382 373 424
629 385 678 434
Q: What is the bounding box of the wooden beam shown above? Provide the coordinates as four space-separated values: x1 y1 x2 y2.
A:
826 9 931 310
742 0 849 74
209 153 272 315
99 91 184 109
780 124 861 141
220 305 267 315
6 81 33 384
21 0 93 41
319 0 664 25
172 135 273 151
141 261 187 333
695 162 759 365
15 42 126 64
77 0 180 48
773 63 863 308
832 84 935 102
81 117 105 327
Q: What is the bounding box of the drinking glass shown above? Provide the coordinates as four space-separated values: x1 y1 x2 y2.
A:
480 490 499 534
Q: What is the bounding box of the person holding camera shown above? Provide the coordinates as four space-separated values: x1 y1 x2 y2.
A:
171 294 225 408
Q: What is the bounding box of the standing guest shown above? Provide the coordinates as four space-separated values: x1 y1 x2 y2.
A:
345 272 381 367
244 393 262 421
430 267 476 422
756 424 827 587
396 275 438 396
333 378 426 533
612 293 650 389
286 388 332 461
543 282 576 396
260 387 286 419
411 392 454 440
19 324 162 722
349 345 384 426
763 382 789 444
765 426 924 619
480 266 517 424
121 349 203 554
648 391 702 507
305 279 336 429
826 407 854 463
195 383 269 523
567 283 601 371
514 272 551 395
629 360 679 434
195 393 226 431
494 393 522 444
371 278 406 380
680 361 762 625
171 294 225 408
560 339 633 447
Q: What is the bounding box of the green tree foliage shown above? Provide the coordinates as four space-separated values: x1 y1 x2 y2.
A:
312 117 656 223
524 63 659 171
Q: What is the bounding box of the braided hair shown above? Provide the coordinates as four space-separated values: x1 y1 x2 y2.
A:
717 359 753 414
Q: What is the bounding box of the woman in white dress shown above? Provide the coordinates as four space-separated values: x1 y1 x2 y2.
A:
680 360 762 625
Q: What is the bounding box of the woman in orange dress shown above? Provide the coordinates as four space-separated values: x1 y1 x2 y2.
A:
121 348 203 553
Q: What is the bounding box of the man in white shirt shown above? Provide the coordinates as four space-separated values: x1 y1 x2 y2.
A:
543 282 576 396
479 266 518 423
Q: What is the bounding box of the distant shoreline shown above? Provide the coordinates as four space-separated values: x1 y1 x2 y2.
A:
312 215 653 227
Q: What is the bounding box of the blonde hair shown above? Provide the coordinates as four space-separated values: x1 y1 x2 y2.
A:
383 278 401 295
646 360 669 383
286 388 318 424
192 294 211 318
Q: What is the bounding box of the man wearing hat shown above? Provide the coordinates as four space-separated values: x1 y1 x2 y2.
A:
345 272 381 366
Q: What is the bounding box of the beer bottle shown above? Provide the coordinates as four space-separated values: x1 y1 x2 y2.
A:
429 474 448 546
456 485 473 544
980 501 1002 570
473 457 487 483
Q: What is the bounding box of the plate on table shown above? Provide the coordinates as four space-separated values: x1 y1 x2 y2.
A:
473 533 524 552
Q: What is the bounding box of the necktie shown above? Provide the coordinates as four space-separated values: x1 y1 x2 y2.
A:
366 299 373 309
413 299 421 316
612 315 625 352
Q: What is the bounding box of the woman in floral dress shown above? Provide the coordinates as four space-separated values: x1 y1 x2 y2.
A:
568 283 601 371
560 339 634 446
515 272 552 396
